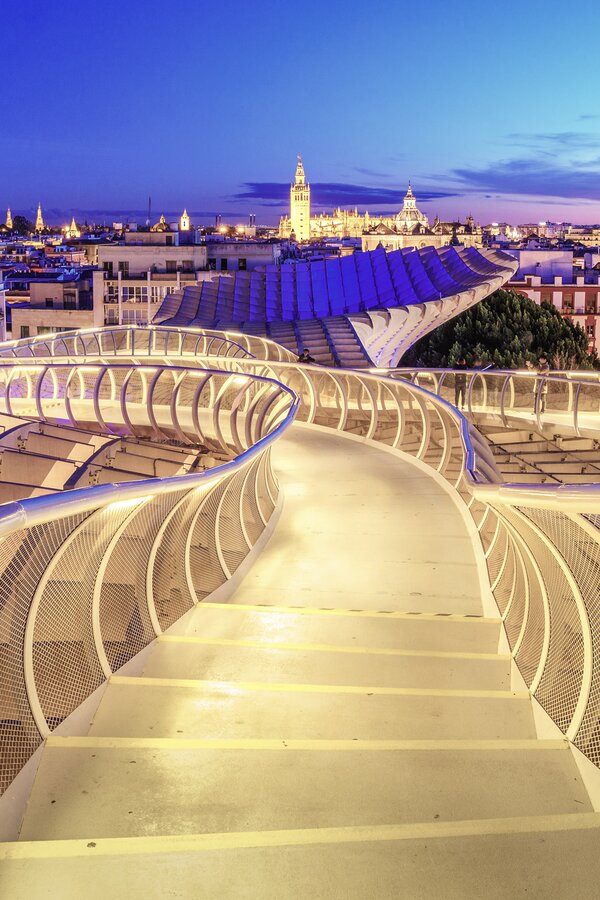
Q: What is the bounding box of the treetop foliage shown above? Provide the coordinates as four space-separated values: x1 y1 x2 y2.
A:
403 289 597 370
10 215 34 235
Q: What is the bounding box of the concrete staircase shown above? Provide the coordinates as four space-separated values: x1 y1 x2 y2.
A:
3 428 600 898
294 319 336 366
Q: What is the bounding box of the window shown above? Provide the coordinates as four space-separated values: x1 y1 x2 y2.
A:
166 260 177 273
121 286 148 302
166 235 173 246
151 286 166 302
118 261 129 275
20 326 30 338
102 261 114 276
220 258 228 271
208 258 216 270
45 298 54 308
238 258 247 271
122 308 146 325
587 325 595 335
182 259 193 272
63 291 76 310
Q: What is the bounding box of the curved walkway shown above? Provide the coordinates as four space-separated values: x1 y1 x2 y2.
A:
231 428 485 614
3 428 598 899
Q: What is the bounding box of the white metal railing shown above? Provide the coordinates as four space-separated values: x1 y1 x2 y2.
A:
135 351 600 771
0 360 298 794
392 367 600 437
0 325 298 364
4 328 600 796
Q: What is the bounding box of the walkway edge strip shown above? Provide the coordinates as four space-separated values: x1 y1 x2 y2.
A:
45 736 567 751
109 675 529 699
198 602 501 623
157 635 508 660
3 813 600 860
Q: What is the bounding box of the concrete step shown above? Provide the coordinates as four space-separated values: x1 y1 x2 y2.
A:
142 638 511 691
19 738 588 841
169 603 502 653
88 678 535 741
6 814 600 899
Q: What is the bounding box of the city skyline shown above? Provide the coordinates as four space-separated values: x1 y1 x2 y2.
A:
3 1 600 224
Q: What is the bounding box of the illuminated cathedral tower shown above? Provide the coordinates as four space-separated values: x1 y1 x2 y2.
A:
64 216 80 239
5 208 12 229
179 209 190 231
290 154 311 241
35 202 45 231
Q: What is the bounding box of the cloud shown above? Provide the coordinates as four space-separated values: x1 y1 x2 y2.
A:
233 181 459 207
353 167 394 179
24 208 253 224
505 131 600 151
452 157 600 201
579 114 600 121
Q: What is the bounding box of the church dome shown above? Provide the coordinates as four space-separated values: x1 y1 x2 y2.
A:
395 183 429 232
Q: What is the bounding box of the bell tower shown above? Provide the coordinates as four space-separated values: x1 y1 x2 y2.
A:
179 209 190 231
35 202 44 231
290 154 311 241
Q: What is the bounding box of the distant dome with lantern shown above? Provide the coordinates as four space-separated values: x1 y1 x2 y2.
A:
395 183 429 232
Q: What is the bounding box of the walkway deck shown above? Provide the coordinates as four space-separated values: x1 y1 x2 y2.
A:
2 428 600 898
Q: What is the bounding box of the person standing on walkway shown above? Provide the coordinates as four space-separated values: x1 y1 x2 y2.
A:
534 355 550 414
454 357 468 410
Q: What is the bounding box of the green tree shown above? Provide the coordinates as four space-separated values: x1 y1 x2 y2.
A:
11 215 34 235
403 289 597 369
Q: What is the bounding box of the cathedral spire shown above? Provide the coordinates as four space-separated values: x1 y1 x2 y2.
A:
64 216 80 239
295 154 306 186
35 202 44 231
5 208 12 229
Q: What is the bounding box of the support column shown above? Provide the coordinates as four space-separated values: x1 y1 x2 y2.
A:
117 270 123 325
147 270 152 326
0 285 6 341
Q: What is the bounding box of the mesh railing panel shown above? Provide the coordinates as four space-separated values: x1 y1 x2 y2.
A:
485 523 509 599
0 530 44 794
492 534 517 624
98 496 180 670
188 481 230 601
32 506 135 728
218 468 252 576
526 511 600 761
494 510 545 688
0 515 89 791
501 507 585 733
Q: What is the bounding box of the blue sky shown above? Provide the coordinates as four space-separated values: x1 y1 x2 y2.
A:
3 0 600 225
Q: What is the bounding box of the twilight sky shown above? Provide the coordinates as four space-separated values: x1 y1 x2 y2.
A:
3 0 600 226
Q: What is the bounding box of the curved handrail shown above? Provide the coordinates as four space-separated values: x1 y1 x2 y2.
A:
0 363 299 539
77 347 600 771
0 355 299 794
0 324 298 364
391 367 600 438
